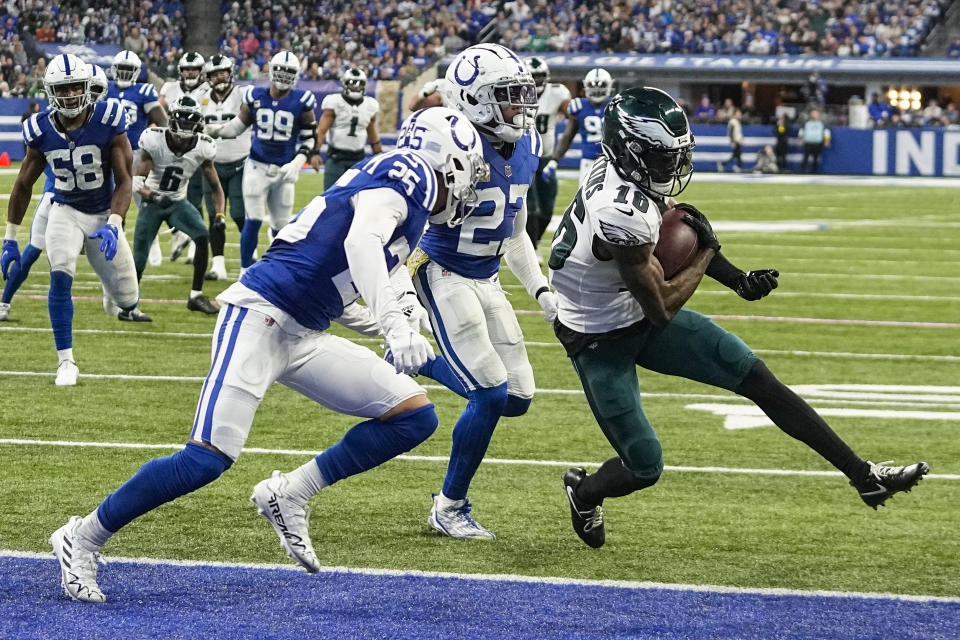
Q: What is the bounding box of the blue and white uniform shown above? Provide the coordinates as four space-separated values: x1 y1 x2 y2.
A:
245 86 317 167
568 97 610 183
198 149 436 459
106 81 160 150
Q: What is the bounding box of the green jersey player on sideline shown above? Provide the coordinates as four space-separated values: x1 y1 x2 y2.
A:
548 86 930 549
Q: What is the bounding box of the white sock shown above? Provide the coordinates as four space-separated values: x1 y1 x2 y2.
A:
76 511 112 550
57 348 74 363
212 255 225 272
437 492 466 509
190 289 202 300
283 459 329 504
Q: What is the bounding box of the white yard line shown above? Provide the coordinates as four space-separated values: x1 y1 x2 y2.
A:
2 549 956 603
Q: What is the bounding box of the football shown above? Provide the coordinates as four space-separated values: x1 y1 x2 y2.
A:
653 208 700 279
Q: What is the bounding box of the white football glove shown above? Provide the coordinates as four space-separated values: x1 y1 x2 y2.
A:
541 159 558 181
206 124 223 139
537 289 558 323
398 291 432 335
385 325 435 375
279 154 307 182
419 79 440 99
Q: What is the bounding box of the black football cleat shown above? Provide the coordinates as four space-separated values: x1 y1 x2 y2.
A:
187 294 220 315
853 460 930 509
563 468 605 548
117 307 152 322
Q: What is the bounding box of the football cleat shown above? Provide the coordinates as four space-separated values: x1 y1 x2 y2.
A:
853 460 930 509
187 294 219 315
55 360 79 387
204 266 228 281
251 471 321 573
49 516 106 603
170 232 191 262
563 468 605 548
118 307 152 322
148 235 162 267
428 493 496 540
0 301 9 321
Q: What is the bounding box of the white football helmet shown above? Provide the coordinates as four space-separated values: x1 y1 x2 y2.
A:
205 54 234 93
111 50 142 89
396 106 490 227
169 95 204 141
178 51 205 89
444 44 538 144
341 67 367 102
88 64 108 103
44 54 91 118
269 51 300 91
583 68 613 106
527 56 549 97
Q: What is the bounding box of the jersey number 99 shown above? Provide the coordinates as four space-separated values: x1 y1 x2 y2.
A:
46 145 104 192
256 109 294 141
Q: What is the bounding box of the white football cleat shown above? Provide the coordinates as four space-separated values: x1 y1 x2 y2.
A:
428 493 496 540
251 471 321 573
204 265 228 281
170 231 191 262
55 360 79 387
148 235 162 267
50 516 106 603
0 301 9 321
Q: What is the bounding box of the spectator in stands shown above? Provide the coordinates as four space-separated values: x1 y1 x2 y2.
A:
869 93 897 125
124 24 148 55
693 95 716 123
716 98 736 123
923 98 943 126
948 39 960 58
753 145 778 174
36 20 56 42
944 102 959 126
801 109 829 173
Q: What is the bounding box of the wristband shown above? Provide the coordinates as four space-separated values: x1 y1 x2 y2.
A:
535 286 550 300
107 214 124 229
216 212 225 218
5 222 19 240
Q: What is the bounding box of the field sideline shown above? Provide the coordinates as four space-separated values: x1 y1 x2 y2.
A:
1 167 958 638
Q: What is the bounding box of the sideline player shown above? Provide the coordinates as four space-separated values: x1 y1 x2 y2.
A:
0 64 108 321
4 54 147 387
132 96 224 314
311 67 382 189
524 57 570 250
554 68 613 184
48 106 488 602
208 51 317 277
409 44 558 539
547 87 930 549
200 54 250 281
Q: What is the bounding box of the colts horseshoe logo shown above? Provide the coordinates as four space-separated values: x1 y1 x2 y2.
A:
445 114 476 151
452 55 482 87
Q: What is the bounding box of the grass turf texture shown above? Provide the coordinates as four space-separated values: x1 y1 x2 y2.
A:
0 167 958 599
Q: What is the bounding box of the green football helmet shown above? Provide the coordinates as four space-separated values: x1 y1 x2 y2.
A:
527 56 549 96
601 87 695 197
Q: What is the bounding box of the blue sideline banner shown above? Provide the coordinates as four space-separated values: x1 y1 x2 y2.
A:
37 43 123 69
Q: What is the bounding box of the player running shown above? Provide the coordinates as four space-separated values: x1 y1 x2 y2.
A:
132 96 224 314
48 106 488 602
311 67 382 189
4 54 147 387
208 50 317 277
554 67 614 185
548 87 929 549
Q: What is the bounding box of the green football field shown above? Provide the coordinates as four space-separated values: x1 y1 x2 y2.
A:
1 169 958 599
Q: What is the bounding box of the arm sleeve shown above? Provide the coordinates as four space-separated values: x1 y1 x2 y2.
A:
502 202 550 299
218 115 249 139
334 301 382 337
343 187 410 336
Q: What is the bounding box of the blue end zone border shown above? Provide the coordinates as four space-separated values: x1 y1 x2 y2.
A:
2 555 958 639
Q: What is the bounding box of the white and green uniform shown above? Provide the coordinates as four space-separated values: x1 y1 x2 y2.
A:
535 83 571 159
201 85 252 226
320 93 379 188
159 81 211 211
528 82 572 246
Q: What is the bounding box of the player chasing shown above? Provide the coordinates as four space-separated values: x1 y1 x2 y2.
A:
131 96 223 314
48 106 489 602
548 87 930 549
4 54 148 387
311 67 382 189
0 64 108 322
207 50 317 278
554 67 614 185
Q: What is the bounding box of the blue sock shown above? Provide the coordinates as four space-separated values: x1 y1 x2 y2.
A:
239 219 262 268
442 384 508 500
97 442 231 533
48 270 73 351
418 355 469 399
503 394 532 417
1 243 41 303
315 404 438 485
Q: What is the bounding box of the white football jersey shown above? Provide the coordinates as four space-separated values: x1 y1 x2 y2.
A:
140 128 217 201
202 85 252 163
535 83 571 158
549 156 663 333
159 80 210 107
320 94 379 152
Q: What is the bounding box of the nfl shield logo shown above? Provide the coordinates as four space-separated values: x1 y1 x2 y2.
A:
504 165 512 177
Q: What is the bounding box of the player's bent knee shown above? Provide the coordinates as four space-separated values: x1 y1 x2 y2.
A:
622 437 664 489
502 394 532 417
471 383 509 419
384 403 439 450
380 393 431 421
138 444 230 505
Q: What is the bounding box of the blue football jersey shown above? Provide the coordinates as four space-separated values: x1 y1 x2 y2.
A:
23 99 127 214
417 129 541 279
568 98 610 161
245 86 317 166
37 106 55 193
106 81 160 149
240 150 437 331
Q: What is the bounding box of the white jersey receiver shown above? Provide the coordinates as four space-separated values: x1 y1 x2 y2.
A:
535 83 571 158
320 93 379 153
140 128 217 201
159 80 210 108
549 156 664 333
202 85 252 163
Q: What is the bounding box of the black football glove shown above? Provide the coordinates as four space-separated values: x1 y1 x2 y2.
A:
146 192 173 208
681 213 721 252
734 269 780 301
675 202 715 233
211 214 226 232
